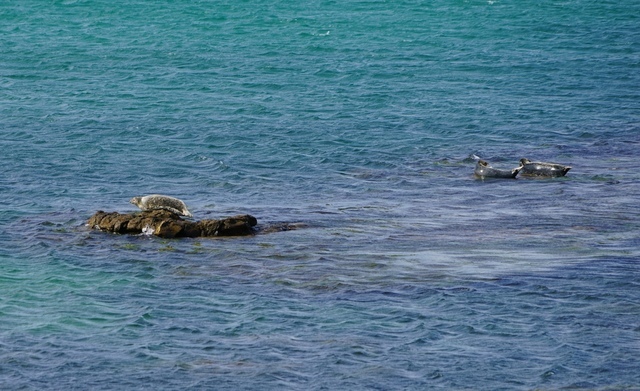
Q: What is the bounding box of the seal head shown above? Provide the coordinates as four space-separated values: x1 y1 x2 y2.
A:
130 194 193 217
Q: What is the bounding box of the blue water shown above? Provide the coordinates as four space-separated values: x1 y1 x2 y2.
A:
2 0 640 389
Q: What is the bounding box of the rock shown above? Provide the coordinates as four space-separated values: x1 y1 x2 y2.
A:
88 210 257 238
257 222 308 234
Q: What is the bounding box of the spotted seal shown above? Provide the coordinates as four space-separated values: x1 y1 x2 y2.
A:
474 160 521 179
519 158 571 177
130 194 193 217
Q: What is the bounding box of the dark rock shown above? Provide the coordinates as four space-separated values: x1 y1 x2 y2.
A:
88 210 257 238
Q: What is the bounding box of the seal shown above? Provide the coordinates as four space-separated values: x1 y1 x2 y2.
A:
474 160 521 179
518 158 571 177
129 194 193 217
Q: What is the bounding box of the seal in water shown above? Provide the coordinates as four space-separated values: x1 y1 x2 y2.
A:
518 158 571 177
474 160 521 179
130 194 193 217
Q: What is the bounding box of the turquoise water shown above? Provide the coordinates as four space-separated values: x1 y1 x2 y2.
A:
2 0 640 389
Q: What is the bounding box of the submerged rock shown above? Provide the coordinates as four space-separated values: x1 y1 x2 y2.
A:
88 210 257 238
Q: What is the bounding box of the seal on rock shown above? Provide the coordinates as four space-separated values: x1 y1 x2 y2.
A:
518 158 571 177
474 160 521 179
129 194 193 217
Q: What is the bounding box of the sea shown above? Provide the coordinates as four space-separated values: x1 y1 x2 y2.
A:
1 0 639 389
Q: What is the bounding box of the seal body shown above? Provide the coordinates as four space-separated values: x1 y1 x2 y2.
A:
130 194 193 217
474 160 521 179
519 158 571 177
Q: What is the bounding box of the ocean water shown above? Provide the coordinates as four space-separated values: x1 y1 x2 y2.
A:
1 0 640 389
